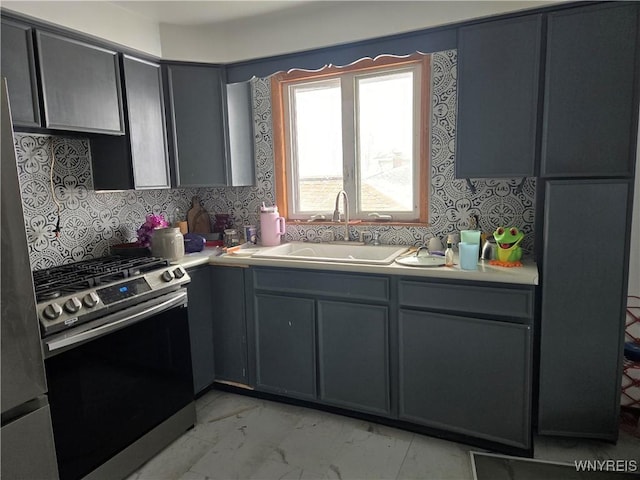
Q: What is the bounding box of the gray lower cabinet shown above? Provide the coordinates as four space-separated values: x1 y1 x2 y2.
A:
317 300 390 416
36 30 124 134
163 64 227 187
399 310 532 449
398 278 534 449
0 18 40 127
538 180 631 439
211 266 249 386
541 3 639 177
252 268 390 407
249 267 534 449
254 293 316 400
456 14 542 178
186 265 215 394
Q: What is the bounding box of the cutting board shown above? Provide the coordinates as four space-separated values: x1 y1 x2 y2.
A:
186 196 212 234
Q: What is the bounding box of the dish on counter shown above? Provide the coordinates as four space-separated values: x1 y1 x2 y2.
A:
395 255 446 268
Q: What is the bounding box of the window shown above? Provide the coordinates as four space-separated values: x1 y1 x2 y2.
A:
272 53 431 223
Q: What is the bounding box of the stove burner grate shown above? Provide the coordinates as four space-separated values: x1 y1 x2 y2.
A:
33 255 169 302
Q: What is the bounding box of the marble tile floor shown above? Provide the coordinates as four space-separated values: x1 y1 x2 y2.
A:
126 390 640 480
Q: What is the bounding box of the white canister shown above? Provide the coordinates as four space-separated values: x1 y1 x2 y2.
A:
151 227 185 262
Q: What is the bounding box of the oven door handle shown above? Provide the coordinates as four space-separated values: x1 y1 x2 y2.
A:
45 290 188 354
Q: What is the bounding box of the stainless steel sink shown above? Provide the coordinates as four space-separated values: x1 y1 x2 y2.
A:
252 242 409 265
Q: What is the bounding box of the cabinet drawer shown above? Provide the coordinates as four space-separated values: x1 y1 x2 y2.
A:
253 268 389 302
399 280 533 321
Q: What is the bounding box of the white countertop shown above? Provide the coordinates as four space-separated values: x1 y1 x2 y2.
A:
173 247 223 269
175 244 539 286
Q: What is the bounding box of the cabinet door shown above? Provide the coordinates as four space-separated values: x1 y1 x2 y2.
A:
164 64 227 187
226 81 255 186
539 180 630 439
399 310 532 449
122 56 170 189
186 266 215 394
36 31 124 134
254 293 316 400
541 3 639 177
317 300 390 415
456 15 542 178
1 19 40 127
211 266 248 385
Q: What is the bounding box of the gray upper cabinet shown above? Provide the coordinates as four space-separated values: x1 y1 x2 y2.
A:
36 31 124 135
164 64 227 187
538 180 630 439
541 3 639 177
90 55 171 190
1 19 40 127
456 15 542 178
225 81 256 186
122 55 170 189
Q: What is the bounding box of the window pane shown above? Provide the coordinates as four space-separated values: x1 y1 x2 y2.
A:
357 71 414 212
291 80 342 213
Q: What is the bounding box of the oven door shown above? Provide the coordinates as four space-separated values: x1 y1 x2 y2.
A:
44 290 194 480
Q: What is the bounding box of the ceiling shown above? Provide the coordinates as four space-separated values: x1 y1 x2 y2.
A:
110 1 313 26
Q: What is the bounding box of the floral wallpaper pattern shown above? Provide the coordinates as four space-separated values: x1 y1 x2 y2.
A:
15 50 535 270
278 50 536 250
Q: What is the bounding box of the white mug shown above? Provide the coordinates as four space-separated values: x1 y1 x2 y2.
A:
427 237 443 252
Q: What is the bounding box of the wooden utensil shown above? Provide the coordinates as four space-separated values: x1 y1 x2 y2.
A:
186 196 212 234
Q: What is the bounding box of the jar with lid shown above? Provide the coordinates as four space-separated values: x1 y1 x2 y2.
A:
224 229 240 248
151 227 185 262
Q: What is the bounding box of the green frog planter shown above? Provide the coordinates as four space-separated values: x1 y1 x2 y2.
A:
490 226 524 267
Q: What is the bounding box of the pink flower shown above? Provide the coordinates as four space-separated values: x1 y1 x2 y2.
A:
136 214 169 247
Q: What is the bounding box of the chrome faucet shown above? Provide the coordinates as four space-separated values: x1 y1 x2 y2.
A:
332 190 350 242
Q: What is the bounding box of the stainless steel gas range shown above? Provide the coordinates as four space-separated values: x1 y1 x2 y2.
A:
34 256 196 480
35 256 190 342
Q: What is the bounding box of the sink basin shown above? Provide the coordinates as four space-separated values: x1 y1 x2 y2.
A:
253 242 409 265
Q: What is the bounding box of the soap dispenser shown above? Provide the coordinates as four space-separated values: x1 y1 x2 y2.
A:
444 241 454 267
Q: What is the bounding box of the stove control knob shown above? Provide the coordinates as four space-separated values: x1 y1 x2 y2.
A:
43 303 63 320
161 270 175 282
64 297 82 314
83 292 99 308
173 267 185 279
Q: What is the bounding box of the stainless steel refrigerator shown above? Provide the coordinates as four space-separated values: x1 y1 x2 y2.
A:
1 79 59 479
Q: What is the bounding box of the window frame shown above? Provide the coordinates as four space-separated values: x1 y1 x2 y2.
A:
272 53 431 225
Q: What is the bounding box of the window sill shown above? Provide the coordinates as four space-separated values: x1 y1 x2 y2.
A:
286 219 431 228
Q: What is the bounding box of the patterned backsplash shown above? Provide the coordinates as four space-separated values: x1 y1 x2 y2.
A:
15 50 535 270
